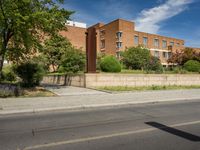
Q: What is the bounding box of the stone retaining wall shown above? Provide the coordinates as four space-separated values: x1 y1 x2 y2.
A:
85 74 200 87
42 74 200 88
42 75 85 87
0 83 21 97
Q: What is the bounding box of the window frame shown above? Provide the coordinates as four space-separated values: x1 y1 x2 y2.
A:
143 37 148 46
154 39 159 48
134 35 139 45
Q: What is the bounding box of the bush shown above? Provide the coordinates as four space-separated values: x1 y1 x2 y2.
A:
14 62 45 87
145 56 163 73
122 46 150 70
100 55 121 72
183 60 200 72
96 53 105 71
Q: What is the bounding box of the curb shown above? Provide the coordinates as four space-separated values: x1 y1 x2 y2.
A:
0 97 199 116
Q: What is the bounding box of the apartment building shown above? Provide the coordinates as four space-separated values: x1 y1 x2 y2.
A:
62 19 199 66
87 19 185 66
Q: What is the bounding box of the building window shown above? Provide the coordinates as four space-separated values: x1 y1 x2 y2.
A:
143 37 148 46
100 30 105 36
163 52 168 59
101 40 105 49
154 39 159 48
170 42 174 46
116 42 122 48
162 40 167 49
168 52 172 58
134 36 139 45
162 40 167 48
116 32 122 39
154 51 160 58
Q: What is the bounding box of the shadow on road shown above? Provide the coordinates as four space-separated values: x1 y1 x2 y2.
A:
145 122 200 142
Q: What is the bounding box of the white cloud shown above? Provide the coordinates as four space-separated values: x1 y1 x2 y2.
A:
135 0 194 34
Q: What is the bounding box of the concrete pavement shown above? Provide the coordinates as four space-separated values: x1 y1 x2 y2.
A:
0 88 200 115
43 85 108 96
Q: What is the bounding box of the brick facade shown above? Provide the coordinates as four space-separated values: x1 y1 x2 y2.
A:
60 25 86 50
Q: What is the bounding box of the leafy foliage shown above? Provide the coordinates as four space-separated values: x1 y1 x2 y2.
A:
30 55 49 72
145 56 163 73
1 65 17 82
96 53 106 70
14 62 45 87
122 46 150 70
100 55 121 72
59 49 86 74
0 0 73 77
168 48 200 65
42 35 73 72
183 60 200 72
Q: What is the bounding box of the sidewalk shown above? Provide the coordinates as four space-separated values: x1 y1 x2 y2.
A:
0 89 200 115
43 85 108 96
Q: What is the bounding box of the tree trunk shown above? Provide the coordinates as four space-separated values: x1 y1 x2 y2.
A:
0 44 6 80
0 54 5 80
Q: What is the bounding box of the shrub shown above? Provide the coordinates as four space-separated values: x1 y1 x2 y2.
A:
183 60 200 72
96 53 105 71
145 56 163 73
122 46 150 70
14 62 45 87
100 55 121 72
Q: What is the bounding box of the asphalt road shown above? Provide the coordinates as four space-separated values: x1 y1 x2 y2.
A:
0 100 200 150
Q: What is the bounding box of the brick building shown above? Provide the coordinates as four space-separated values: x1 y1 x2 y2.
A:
63 19 199 66
60 21 87 50
89 19 185 66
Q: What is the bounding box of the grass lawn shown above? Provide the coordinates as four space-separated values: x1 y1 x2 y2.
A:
97 85 200 92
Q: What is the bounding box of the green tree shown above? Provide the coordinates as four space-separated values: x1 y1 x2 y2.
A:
168 48 200 65
43 35 72 72
122 46 151 70
0 0 73 78
59 48 86 74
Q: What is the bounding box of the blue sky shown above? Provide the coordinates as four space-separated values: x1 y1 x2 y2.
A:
63 0 200 47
